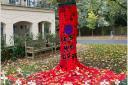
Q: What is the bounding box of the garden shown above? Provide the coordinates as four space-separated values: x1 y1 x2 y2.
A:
1 44 127 84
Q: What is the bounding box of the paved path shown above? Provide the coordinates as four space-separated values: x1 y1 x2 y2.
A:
77 39 127 44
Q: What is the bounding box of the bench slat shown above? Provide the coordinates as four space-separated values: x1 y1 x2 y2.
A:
25 39 54 58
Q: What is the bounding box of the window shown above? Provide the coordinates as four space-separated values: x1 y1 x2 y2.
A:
9 0 15 4
20 25 23 29
9 0 20 5
27 0 35 7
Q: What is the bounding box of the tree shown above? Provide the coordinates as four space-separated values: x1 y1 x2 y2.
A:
106 0 127 35
77 0 103 36
97 0 110 35
86 10 98 36
98 16 109 35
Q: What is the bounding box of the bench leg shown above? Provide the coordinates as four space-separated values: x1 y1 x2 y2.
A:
32 52 35 59
25 52 27 57
52 48 54 54
55 47 56 53
25 48 27 57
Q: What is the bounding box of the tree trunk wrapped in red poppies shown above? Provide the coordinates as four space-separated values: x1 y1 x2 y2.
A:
58 0 80 71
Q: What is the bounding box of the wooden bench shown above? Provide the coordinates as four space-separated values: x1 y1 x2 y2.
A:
25 39 54 58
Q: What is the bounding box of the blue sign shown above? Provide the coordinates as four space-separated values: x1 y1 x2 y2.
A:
64 25 73 35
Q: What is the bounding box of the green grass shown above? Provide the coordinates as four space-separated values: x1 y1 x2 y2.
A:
79 44 127 73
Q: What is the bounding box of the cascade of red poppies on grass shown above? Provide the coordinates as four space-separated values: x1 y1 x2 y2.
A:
6 0 126 85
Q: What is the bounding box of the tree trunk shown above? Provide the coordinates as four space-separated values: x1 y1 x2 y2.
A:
102 27 104 36
112 25 115 36
58 3 80 71
92 29 93 36
79 28 81 36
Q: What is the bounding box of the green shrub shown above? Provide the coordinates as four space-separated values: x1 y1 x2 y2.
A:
1 46 25 62
1 34 33 62
1 47 13 62
6 65 17 75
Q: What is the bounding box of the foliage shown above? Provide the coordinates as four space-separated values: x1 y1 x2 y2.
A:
45 33 60 44
97 17 109 27
86 10 98 36
77 0 127 34
36 33 44 40
1 35 31 62
1 46 25 62
1 47 13 62
86 10 97 30
40 0 126 35
39 0 127 35
77 0 89 28
1 34 30 62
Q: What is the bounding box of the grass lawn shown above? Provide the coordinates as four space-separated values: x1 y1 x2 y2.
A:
2 44 126 77
77 44 127 73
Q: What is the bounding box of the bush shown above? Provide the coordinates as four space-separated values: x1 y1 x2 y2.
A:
1 47 13 62
1 46 25 62
78 44 127 73
1 34 31 62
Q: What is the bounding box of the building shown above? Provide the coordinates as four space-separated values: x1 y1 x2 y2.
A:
1 0 55 46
